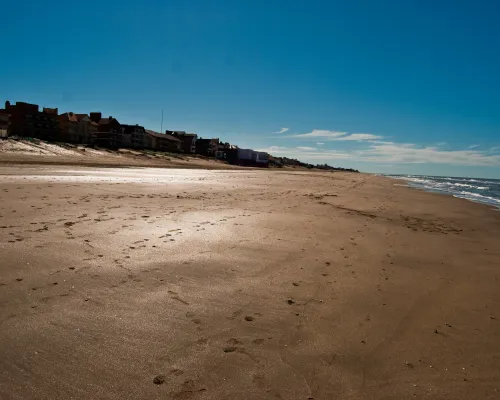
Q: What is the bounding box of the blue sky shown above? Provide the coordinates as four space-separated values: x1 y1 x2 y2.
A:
2 0 500 178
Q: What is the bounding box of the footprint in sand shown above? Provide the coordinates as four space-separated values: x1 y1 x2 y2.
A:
168 290 189 305
227 309 242 320
170 369 184 376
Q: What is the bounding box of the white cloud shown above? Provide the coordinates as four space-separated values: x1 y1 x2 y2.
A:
260 146 290 152
257 146 351 160
286 129 382 141
332 133 383 141
296 146 316 151
258 142 500 167
265 126 500 167
274 127 290 134
291 129 348 139
357 142 500 166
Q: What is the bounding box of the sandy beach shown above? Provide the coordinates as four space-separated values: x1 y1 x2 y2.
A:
0 165 499 400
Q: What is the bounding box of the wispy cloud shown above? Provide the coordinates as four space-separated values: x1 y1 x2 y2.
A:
257 142 500 167
274 127 290 134
357 142 500 166
291 129 348 139
335 133 382 141
265 126 500 167
284 129 383 141
257 146 351 160
296 146 316 151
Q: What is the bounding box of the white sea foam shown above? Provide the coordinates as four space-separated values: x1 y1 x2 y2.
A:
454 192 500 206
387 175 500 209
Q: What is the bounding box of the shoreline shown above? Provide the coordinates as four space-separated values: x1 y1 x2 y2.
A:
383 174 500 211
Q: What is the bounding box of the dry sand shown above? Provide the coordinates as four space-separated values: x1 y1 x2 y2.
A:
0 165 499 400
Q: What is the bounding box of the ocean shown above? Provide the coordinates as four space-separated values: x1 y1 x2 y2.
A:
387 175 500 209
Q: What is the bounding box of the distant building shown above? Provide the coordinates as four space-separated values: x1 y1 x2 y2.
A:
122 124 148 149
4 101 59 140
221 148 269 167
220 148 239 164
74 114 98 145
90 112 121 148
236 149 254 166
146 130 182 152
168 131 197 153
58 112 79 143
0 109 10 138
196 138 219 157
252 151 269 167
215 142 237 160
120 125 132 148
43 107 58 116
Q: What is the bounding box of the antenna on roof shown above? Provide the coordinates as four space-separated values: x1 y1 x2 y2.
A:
160 109 164 134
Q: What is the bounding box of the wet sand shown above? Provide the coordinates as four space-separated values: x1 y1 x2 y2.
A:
0 165 499 400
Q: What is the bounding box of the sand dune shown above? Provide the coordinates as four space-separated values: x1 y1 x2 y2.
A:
0 139 242 169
